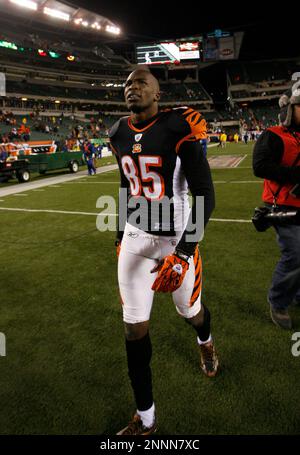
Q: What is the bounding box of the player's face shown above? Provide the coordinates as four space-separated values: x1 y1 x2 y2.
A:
293 104 300 125
124 72 159 113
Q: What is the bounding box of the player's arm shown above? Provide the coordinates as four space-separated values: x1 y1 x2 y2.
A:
174 108 214 256
110 146 129 246
108 118 129 252
151 144 214 293
176 139 215 257
152 108 214 293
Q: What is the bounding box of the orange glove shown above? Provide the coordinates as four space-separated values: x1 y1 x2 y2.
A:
151 253 189 293
115 240 121 257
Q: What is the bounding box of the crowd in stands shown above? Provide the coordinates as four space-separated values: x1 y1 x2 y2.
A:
0 111 31 142
5 80 210 105
228 60 300 86
0 99 280 156
0 109 113 153
6 81 125 103
160 83 209 102
209 103 278 128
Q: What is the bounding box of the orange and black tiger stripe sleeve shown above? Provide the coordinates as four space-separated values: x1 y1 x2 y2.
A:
175 108 207 153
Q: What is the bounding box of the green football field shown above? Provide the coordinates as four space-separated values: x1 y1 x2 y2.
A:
0 142 299 435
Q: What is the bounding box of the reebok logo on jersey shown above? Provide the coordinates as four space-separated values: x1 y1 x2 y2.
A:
172 264 183 275
128 232 139 238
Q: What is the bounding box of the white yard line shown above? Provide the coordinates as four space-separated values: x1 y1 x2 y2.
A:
229 180 261 184
0 164 118 198
212 180 260 184
0 206 251 223
66 180 260 185
0 158 256 199
211 217 251 223
233 155 247 168
63 181 119 184
214 166 252 169
0 207 106 216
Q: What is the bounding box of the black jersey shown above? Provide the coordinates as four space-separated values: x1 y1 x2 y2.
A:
109 107 215 256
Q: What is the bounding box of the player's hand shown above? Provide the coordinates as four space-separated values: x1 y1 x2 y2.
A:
151 253 189 293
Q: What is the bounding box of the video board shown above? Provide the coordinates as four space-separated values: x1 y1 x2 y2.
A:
136 40 201 65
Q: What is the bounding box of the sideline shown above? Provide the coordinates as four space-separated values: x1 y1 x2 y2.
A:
0 164 118 198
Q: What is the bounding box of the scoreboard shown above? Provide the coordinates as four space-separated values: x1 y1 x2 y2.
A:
135 32 244 65
136 40 201 65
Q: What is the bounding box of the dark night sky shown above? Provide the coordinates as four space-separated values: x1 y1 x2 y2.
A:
73 1 299 60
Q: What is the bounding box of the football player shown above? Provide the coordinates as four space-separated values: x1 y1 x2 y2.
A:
109 68 219 435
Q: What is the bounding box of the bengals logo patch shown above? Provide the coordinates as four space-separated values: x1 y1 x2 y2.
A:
132 143 142 154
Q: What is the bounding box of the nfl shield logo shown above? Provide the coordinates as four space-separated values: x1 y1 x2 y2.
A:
132 143 142 154
135 134 143 142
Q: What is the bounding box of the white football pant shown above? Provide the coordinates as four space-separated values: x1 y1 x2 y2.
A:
118 223 202 324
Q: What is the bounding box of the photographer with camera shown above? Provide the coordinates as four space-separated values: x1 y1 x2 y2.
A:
252 81 300 329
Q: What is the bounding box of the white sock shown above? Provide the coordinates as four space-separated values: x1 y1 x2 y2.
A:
137 403 155 428
197 334 212 346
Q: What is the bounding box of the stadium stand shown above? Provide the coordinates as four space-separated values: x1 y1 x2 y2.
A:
227 59 300 103
1 5 299 147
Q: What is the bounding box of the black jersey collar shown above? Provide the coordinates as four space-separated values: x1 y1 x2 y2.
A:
128 112 161 132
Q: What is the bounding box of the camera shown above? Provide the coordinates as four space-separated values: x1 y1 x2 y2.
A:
252 206 300 232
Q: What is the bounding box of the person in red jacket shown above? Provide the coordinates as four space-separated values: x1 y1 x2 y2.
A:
253 81 300 329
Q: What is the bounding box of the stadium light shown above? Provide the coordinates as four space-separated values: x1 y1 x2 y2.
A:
92 22 101 29
74 18 102 31
44 7 70 21
0 40 18 50
49 51 60 58
106 25 120 35
54 100 60 104
21 97 28 101
10 0 37 11
101 81 124 87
